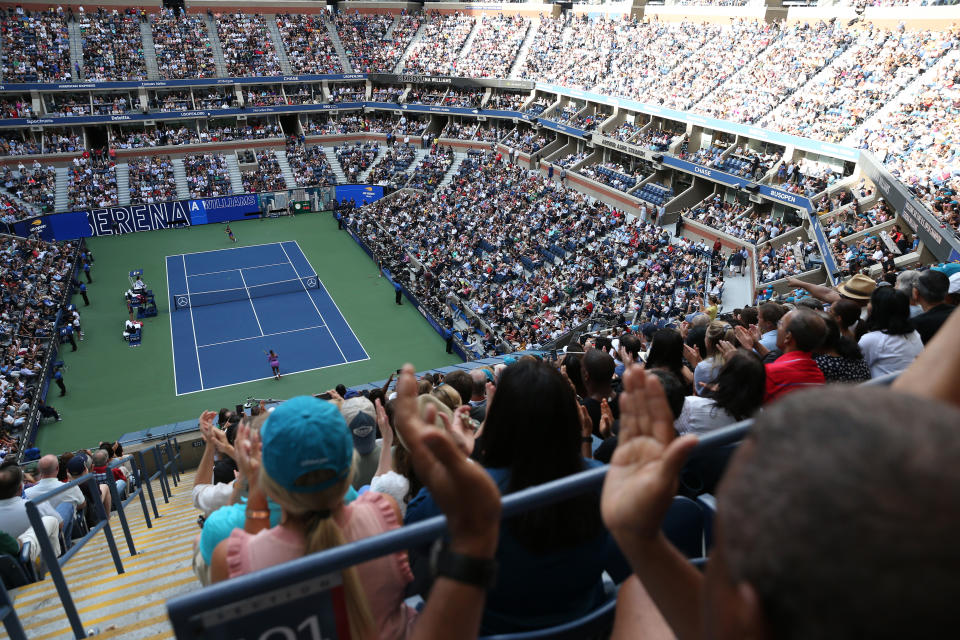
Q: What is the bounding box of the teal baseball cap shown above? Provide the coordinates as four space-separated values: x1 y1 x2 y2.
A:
261 396 353 493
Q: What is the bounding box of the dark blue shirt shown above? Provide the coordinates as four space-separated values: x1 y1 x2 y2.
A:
405 459 628 634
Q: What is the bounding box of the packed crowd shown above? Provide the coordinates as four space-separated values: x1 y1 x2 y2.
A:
214 13 282 78
406 147 455 192
353 151 716 351
286 138 337 187
79 8 147 81
684 194 797 245
127 155 177 205
150 9 218 79
402 12 475 75
0 235 76 450
335 142 380 183
277 13 342 75
1 163 57 214
67 151 118 209
0 7 71 82
336 13 421 73
183 153 232 198
455 15 529 78
241 150 287 194
111 126 200 149
366 146 417 188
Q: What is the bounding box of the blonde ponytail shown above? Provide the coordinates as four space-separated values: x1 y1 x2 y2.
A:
260 464 376 640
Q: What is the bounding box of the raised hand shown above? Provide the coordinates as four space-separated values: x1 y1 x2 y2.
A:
394 364 500 556
599 398 614 438
735 324 756 349
682 343 701 368
198 410 217 442
374 398 393 449
233 423 262 490
601 365 698 545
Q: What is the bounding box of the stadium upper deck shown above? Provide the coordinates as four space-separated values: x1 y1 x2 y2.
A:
0 1 956 269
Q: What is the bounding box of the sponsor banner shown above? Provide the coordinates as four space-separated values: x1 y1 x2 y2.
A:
188 194 261 225
756 185 813 212
662 157 813 210
12 215 56 241
335 185 384 206
87 201 191 236
535 82 861 162
593 134 656 161
858 151 960 263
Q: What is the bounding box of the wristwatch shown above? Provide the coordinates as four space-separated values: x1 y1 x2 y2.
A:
430 540 498 589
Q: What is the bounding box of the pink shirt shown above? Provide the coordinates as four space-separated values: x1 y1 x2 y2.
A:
226 492 416 639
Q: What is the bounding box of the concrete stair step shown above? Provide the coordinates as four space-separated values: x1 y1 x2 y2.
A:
203 13 230 78
116 162 131 206
265 14 294 76
225 154 244 195
54 166 70 212
171 158 191 201
6 471 200 640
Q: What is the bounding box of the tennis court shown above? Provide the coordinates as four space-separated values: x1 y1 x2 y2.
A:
166 241 368 394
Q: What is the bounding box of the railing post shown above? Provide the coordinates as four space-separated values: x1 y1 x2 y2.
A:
130 453 152 528
163 442 179 487
152 446 171 502
137 450 161 519
0 580 27 640
105 469 137 557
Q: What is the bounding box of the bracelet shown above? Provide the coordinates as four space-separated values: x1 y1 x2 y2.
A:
246 509 270 520
582 436 594 444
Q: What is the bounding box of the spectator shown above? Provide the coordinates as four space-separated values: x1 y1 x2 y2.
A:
0 461 63 555
813 310 872 383
24 454 85 538
676 349 766 435
406 359 629 635
341 397 381 490
858 286 924 378
736 308 827 402
910 269 955 344
601 367 960 639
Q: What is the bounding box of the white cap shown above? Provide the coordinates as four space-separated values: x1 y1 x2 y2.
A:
949 272 960 295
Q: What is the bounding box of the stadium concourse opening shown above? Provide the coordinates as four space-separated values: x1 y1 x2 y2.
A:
34 215 462 454
166 241 368 394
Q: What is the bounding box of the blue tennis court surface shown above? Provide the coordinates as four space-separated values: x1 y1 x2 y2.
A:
166 241 368 395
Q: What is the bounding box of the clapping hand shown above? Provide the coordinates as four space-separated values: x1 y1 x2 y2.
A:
198 410 217 442
599 398 614 438
682 343 701 368
233 423 262 490
601 365 698 549
394 364 500 557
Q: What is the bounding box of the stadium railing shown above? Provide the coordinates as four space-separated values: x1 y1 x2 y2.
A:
25 474 125 639
104 453 153 554
0 580 26 640
166 422 748 639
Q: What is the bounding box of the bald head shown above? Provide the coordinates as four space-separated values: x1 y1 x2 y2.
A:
777 309 827 353
470 369 488 400
37 454 59 478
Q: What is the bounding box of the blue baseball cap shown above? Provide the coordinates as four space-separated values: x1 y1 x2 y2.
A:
261 396 353 493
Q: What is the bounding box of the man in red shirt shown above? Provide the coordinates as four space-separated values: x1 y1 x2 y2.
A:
763 309 827 402
738 309 827 402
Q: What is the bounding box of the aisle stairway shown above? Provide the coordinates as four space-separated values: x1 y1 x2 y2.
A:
139 21 161 81
274 152 297 188
3 471 200 640
224 154 244 195
171 158 191 200
265 15 294 76
68 20 83 80
115 162 130 206
322 145 349 184
203 13 229 77
54 166 70 212
325 19 353 74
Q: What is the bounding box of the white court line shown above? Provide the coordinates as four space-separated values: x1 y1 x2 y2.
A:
197 324 327 349
238 269 264 336
182 254 204 390
170 241 287 259
165 257 179 395
289 240 370 360
176 354 371 396
187 262 291 278
279 242 347 363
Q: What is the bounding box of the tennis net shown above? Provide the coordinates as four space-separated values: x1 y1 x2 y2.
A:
172 276 319 310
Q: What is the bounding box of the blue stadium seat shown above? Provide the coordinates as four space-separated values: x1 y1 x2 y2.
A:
662 496 706 559
478 597 617 640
